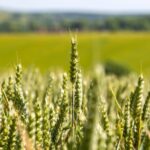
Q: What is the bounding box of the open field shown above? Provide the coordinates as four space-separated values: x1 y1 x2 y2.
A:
0 32 150 76
0 32 150 150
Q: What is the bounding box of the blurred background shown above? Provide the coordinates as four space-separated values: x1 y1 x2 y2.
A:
0 0 150 76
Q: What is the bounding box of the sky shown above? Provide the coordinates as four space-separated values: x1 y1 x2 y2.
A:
0 0 150 14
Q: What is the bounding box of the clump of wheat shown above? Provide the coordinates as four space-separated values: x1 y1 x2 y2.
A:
0 38 149 150
51 73 68 148
81 78 99 150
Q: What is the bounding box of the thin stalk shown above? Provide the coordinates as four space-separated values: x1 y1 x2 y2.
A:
72 84 75 141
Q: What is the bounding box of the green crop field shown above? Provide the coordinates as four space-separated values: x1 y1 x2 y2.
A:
0 32 150 76
0 33 150 150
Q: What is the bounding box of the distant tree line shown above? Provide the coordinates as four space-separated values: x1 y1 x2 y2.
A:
0 12 150 32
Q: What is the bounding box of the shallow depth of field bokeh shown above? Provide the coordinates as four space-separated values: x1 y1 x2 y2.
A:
1 1 150 150
0 32 150 76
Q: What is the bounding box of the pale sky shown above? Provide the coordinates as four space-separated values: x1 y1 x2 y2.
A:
0 0 150 13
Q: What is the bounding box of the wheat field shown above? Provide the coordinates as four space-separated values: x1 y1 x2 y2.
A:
0 37 150 150
0 32 150 76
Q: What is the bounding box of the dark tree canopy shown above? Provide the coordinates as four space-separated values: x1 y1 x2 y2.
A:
0 11 150 32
